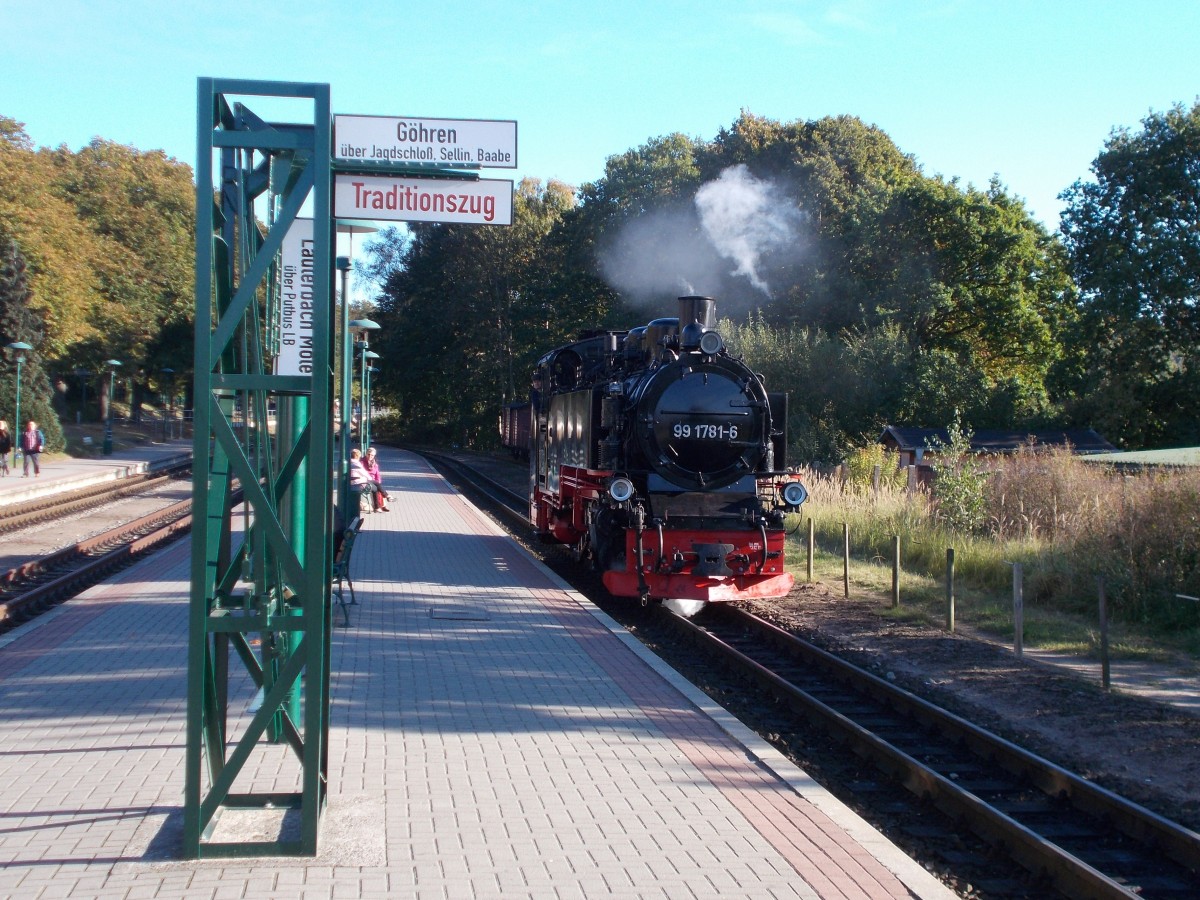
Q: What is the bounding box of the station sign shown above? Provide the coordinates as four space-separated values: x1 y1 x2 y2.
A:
334 173 514 226
275 217 315 377
334 114 517 168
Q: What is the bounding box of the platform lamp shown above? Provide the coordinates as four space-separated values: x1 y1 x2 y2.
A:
5 341 32 469
336 222 377 526
361 352 381 452
347 319 380 451
103 359 122 455
160 368 175 441
73 367 89 424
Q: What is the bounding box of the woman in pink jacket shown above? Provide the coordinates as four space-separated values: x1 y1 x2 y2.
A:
363 447 390 512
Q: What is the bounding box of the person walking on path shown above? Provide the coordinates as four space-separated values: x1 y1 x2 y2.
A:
20 420 44 477
0 420 10 475
363 447 391 512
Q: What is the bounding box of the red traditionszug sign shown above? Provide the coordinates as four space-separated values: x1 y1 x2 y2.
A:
333 173 513 226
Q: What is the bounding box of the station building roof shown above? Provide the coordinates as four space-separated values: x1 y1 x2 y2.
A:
880 425 1117 456
1079 446 1200 467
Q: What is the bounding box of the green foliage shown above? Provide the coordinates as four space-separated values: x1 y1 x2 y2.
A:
369 178 612 447
1059 100 1200 448
844 444 907 491
0 236 63 450
0 122 194 393
928 421 989 534
804 447 1200 639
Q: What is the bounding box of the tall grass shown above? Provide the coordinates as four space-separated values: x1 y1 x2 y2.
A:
795 447 1200 640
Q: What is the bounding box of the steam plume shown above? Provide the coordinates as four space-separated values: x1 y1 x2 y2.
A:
695 165 803 295
597 165 806 314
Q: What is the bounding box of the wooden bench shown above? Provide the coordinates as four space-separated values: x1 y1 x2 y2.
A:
332 516 363 626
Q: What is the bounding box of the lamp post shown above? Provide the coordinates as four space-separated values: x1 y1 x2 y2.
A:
103 359 122 455
335 223 377 529
74 367 89 424
347 318 380 453
161 368 175 441
361 352 380 452
5 341 32 470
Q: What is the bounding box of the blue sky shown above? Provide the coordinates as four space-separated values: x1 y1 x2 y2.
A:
1 0 1198 230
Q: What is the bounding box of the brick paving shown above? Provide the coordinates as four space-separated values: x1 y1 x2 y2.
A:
0 447 954 898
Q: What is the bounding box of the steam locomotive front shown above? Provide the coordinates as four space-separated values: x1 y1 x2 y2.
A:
623 296 775 491
629 352 772 490
529 295 806 607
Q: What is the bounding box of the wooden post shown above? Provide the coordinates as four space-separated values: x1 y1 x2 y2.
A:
842 523 850 598
1098 576 1110 690
891 534 900 608
945 547 955 632
872 464 881 495
1012 562 1024 657
806 517 814 583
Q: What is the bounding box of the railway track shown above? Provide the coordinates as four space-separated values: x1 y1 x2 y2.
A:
675 604 1200 898
427 448 1200 899
0 463 197 630
0 460 192 533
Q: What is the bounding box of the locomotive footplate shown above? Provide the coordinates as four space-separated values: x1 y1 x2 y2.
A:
602 568 795 603
602 526 794 602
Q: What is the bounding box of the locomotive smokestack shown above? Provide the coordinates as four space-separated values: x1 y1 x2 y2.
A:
678 296 716 330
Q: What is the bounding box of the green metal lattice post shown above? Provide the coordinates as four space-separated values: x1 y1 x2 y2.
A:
186 77 334 859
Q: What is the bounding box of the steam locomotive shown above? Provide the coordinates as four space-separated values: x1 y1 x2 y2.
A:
522 296 807 612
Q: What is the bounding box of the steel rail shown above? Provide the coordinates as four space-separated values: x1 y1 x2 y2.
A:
678 604 1200 899
0 500 194 626
0 461 192 534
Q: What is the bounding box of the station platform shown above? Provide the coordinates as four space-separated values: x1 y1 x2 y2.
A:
0 439 194 507
0 446 954 899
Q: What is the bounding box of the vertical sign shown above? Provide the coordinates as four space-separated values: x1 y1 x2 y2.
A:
275 217 315 376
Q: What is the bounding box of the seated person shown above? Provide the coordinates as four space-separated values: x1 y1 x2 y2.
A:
348 448 380 512
363 447 391 511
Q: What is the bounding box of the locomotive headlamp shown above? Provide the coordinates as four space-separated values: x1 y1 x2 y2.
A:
608 477 635 503
699 331 724 355
781 481 809 508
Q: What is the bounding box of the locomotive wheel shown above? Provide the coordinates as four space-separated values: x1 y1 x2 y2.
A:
571 534 591 565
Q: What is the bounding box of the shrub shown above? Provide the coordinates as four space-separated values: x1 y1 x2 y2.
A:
928 422 989 534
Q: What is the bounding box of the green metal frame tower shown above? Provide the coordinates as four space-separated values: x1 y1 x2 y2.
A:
186 78 335 857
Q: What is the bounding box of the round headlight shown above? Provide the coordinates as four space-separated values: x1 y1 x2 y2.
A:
781 481 808 507
698 331 724 355
608 477 635 503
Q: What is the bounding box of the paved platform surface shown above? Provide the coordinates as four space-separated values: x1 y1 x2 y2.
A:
0 446 955 899
0 439 193 507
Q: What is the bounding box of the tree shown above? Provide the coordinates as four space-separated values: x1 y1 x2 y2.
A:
0 124 195 402
851 176 1076 426
1059 100 1200 447
370 178 598 445
0 236 63 451
0 120 108 355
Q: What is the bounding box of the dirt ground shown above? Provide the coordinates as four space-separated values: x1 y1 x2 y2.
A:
749 581 1200 831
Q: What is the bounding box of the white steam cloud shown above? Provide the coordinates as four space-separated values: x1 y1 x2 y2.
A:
695 165 803 295
597 165 807 315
